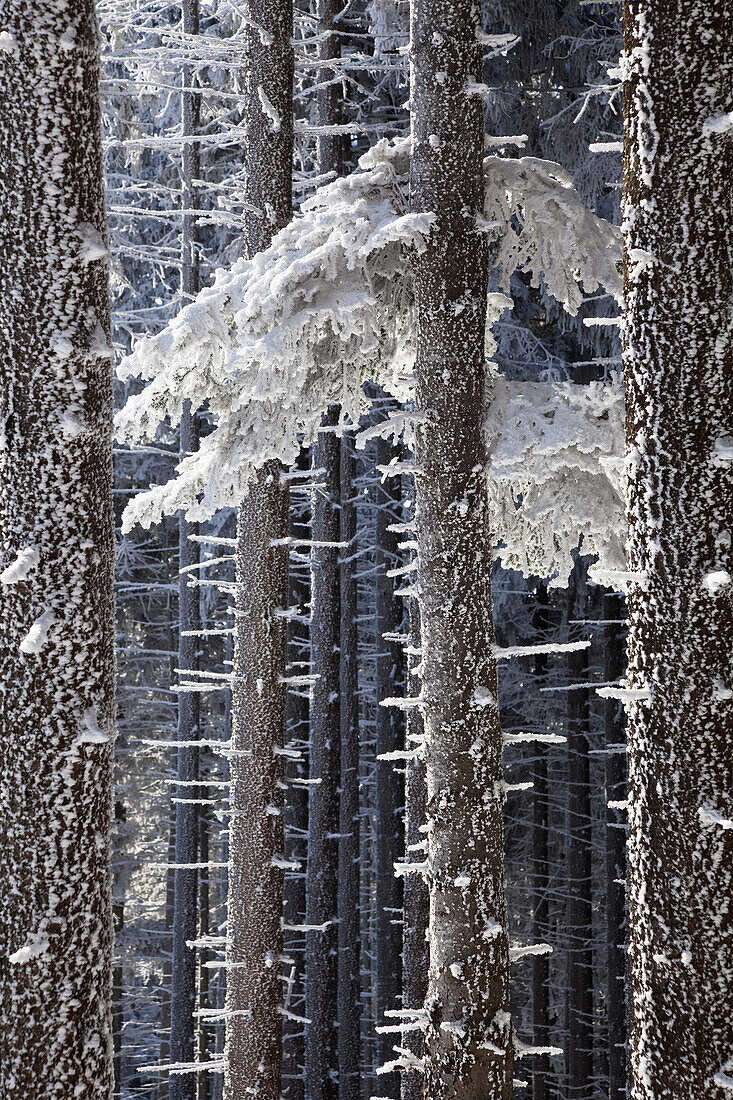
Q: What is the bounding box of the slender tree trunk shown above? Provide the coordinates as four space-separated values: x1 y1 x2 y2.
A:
565 565 594 1100
622 5 733 1096
603 594 627 1100
113 801 127 1098
375 433 405 1096
401 597 429 1100
532 586 551 1100
305 407 341 1100
0 3 116 1095
224 2 293 1097
410 1 514 1094
197 802 211 1100
170 5 202 1083
338 431 362 1100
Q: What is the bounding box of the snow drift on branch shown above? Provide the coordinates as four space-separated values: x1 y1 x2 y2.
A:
116 138 623 582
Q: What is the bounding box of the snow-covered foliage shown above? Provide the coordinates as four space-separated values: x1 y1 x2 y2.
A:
486 372 626 587
116 137 623 581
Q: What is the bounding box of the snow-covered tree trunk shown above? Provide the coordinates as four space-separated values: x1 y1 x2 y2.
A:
622 3 733 1096
401 597 429 1100
223 1 293 1096
338 432 362 1100
565 572 594 1100
531 587 552 1100
410 1 514 1095
170 2 202 1087
603 594 627 1100
0 3 116 1097
305 406 341 1100
375 433 405 1096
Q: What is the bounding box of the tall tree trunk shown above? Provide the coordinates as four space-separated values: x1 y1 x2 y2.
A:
401 597 429 1100
532 586 552 1100
338 432 362 1100
197 802 211 1100
0 3 116 1096
603 594 627 1100
410 1 514 1095
113 801 127 1098
223 2 293 1097
304 407 341 1100
170 3 202 1084
565 566 594 1100
375 433 405 1097
622 4 733 1096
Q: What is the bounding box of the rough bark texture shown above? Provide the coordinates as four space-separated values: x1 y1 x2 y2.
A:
304 408 341 1100
622 3 733 1096
338 432 362 1100
565 570 594 1100
410 1 514 1095
170 414 201 1100
224 2 293 1096
375 433 405 1096
401 597 429 1100
225 464 289 1100
0 3 116 1096
603 594 628 1100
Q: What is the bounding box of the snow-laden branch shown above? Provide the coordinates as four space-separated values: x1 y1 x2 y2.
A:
116 137 624 584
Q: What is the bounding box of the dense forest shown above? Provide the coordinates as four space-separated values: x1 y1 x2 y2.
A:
0 1 731 1099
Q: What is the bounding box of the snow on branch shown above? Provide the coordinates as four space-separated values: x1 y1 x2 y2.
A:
116 138 624 585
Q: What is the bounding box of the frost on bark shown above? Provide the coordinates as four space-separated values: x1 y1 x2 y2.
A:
410 1 513 1096
304 407 341 1100
0 2 116 1097
170 0 202 1089
622 2 733 1097
375 431 405 1097
223 1 293 1097
531 587 552 1100
338 432 362 1100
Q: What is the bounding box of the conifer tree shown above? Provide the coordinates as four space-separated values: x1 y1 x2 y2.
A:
0 2 116 1095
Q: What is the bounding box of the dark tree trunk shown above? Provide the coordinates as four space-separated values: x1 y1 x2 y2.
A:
565 566 594 1100
338 432 362 1100
622 6 733 1096
532 586 552 1100
113 801 127 1098
304 407 341 1100
223 3 293 1095
410 1 513 1094
375 432 405 1096
170 4 202 1082
603 594 627 1100
401 597 429 1100
0 2 116 1095
197 803 211 1100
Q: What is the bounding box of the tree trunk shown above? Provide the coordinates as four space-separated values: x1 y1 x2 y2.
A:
532 586 552 1100
401 597 429 1100
603 594 627 1100
410 1 514 1094
170 3 202 1083
622 4 733 1096
304 408 341 1100
338 432 362 1100
565 566 594 1100
0 3 116 1096
224 2 293 1096
375 432 405 1096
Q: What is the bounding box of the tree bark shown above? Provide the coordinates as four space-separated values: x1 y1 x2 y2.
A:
603 593 627 1100
224 2 293 1096
305 407 341 1100
565 567 594 1100
0 3 116 1096
170 3 202 1084
410 1 514 1094
622 3 733 1096
338 431 362 1100
531 586 552 1100
401 597 429 1100
375 432 405 1096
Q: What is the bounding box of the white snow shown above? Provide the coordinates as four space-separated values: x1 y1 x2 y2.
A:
19 608 56 654
0 545 40 585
